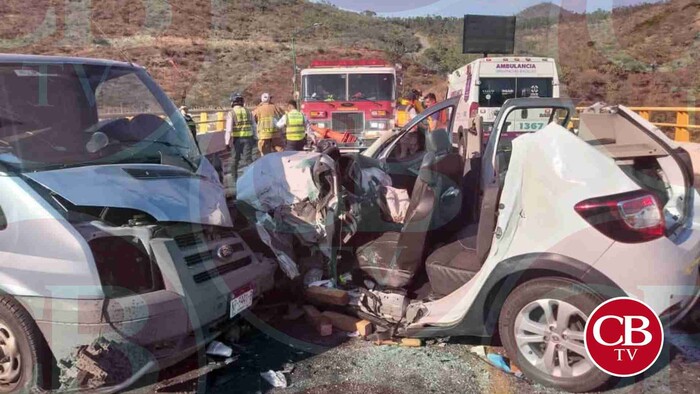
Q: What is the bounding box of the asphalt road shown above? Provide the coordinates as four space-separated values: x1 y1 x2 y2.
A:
125 305 700 394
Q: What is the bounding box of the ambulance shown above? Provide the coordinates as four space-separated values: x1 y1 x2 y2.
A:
447 57 560 144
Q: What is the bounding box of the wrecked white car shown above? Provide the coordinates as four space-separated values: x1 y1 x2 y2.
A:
0 55 275 392
239 97 700 392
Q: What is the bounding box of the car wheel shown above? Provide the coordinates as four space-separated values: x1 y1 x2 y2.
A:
0 297 49 392
498 278 611 393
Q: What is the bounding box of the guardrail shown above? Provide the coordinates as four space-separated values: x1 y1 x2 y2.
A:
190 107 699 142
569 107 697 142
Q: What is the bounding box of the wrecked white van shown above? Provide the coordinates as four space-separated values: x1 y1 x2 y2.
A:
239 97 700 392
0 55 275 392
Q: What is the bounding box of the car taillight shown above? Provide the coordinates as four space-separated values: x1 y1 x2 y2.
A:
469 102 479 118
574 190 665 243
371 110 387 117
310 111 327 118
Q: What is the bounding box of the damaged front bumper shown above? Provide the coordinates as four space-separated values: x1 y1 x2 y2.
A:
17 223 276 391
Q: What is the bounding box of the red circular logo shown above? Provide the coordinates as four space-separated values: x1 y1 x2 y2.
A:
584 297 664 377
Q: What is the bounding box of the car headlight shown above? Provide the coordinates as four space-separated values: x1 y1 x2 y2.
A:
369 121 387 130
89 236 164 297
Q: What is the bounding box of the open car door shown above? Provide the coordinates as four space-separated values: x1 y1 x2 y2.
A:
476 99 576 263
376 98 459 193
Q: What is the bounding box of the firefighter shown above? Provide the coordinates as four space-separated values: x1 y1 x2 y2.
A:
225 92 257 186
394 89 422 128
277 100 312 151
253 92 285 155
179 106 198 144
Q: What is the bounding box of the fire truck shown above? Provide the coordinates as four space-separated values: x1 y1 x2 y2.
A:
300 59 396 149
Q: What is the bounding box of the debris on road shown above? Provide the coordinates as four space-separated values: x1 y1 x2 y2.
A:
59 338 138 390
154 357 236 392
321 311 374 337
302 305 333 336
305 286 350 306
470 345 487 358
487 354 511 373
374 338 422 348
467 346 525 379
206 341 234 358
281 362 295 374
260 369 288 388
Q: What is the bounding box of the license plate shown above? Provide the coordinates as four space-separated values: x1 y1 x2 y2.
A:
230 285 254 319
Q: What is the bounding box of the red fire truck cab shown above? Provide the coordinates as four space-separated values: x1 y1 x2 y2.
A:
300 59 396 148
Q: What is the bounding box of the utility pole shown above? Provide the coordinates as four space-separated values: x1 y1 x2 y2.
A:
291 23 322 108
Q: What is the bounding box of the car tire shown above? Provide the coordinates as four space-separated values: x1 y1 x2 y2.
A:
498 277 611 393
0 297 50 392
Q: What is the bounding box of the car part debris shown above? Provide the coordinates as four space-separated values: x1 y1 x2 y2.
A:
358 289 409 321
206 341 234 358
58 338 147 391
237 152 339 279
260 369 288 388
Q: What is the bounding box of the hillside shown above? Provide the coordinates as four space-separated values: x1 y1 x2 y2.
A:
518 2 574 19
0 0 698 112
402 0 700 109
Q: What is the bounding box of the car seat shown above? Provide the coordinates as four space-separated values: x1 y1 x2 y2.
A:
356 130 463 288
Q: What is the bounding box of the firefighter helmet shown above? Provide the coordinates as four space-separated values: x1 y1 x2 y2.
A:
230 92 244 106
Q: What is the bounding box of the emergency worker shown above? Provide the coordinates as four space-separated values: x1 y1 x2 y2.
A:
225 92 257 185
277 100 314 151
253 93 285 155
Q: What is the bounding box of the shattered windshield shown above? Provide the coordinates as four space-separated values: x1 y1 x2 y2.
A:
0 63 200 172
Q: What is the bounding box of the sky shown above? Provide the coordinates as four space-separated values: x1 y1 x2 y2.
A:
317 0 660 17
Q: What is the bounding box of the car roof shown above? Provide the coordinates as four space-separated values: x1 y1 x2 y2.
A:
0 54 141 69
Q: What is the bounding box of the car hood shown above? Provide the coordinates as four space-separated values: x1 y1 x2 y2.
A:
25 163 232 227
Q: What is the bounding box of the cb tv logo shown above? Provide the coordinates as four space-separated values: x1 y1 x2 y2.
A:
584 297 664 377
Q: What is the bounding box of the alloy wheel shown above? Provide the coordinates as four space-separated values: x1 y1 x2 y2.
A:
514 298 593 378
0 322 21 387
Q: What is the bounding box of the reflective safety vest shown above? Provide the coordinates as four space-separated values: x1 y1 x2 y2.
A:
231 106 253 137
257 116 277 139
255 104 284 139
286 110 306 141
395 104 414 128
